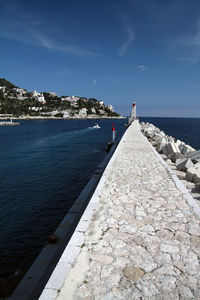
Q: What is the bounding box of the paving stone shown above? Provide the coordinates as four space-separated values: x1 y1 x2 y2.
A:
91 253 113 265
123 266 144 282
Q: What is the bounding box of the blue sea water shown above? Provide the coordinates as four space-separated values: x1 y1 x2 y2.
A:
0 119 126 279
140 117 200 150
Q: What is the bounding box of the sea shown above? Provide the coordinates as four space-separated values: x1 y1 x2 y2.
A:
0 117 200 295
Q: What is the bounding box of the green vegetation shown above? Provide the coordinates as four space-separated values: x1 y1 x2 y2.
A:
0 78 120 118
0 78 17 89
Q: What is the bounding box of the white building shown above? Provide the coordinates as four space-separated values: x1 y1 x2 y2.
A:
48 92 58 97
37 95 46 103
12 88 25 94
0 86 6 93
107 105 114 112
91 107 96 114
99 101 104 106
32 90 46 104
72 95 80 101
79 108 87 116
29 107 42 111
62 111 70 118
61 96 71 101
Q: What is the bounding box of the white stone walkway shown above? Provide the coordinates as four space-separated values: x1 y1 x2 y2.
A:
46 121 200 299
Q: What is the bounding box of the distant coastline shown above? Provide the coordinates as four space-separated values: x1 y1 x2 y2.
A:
0 115 125 120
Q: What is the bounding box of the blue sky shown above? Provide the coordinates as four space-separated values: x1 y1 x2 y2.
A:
1 0 200 117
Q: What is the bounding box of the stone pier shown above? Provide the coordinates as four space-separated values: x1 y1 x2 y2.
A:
40 120 200 299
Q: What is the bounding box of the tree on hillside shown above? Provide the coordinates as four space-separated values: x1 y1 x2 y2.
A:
0 78 17 89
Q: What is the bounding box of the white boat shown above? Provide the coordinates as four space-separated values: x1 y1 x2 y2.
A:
93 123 100 129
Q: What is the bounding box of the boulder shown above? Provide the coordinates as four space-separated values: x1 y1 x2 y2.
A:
193 171 200 184
156 142 166 153
166 143 180 155
186 150 200 162
186 163 200 182
175 158 194 172
176 140 185 153
181 145 194 155
170 152 184 163
162 145 169 156
167 137 175 143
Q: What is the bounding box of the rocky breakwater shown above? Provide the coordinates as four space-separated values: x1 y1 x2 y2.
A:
141 122 200 186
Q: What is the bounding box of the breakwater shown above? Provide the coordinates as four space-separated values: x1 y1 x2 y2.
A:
0 121 19 126
11 120 200 299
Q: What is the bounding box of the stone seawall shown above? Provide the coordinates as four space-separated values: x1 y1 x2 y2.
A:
39 120 200 299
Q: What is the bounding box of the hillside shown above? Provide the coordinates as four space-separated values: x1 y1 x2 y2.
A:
0 78 17 89
0 79 121 119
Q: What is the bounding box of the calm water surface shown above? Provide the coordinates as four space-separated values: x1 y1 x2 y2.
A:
0 119 126 279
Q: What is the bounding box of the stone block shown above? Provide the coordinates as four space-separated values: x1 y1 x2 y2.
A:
175 158 194 172
39 289 58 300
162 145 168 156
186 150 200 162
167 137 175 143
186 163 200 182
156 142 166 153
147 132 155 139
181 145 193 155
193 171 200 184
176 140 185 153
166 143 180 155
170 152 184 163
45 262 71 290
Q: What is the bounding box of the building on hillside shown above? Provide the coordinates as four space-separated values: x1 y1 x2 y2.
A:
0 86 6 93
61 96 71 101
91 108 96 114
79 108 87 116
29 107 42 111
62 111 70 118
71 95 80 101
32 90 46 104
12 88 25 94
107 105 114 112
48 92 58 97
99 101 104 106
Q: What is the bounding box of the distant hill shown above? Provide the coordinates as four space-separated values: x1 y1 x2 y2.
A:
0 78 17 89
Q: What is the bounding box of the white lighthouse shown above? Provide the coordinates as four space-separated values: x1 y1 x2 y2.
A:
128 102 136 125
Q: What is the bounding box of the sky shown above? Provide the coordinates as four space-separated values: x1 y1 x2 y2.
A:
0 0 200 117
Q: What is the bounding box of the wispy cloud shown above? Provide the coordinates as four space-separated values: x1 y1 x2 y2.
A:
117 11 135 56
119 26 135 56
33 33 99 57
0 3 99 58
92 80 97 86
136 65 148 71
170 20 200 63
